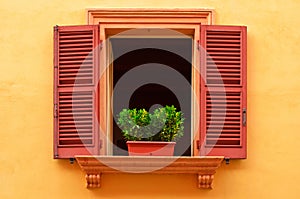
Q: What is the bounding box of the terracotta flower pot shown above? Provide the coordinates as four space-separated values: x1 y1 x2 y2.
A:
127 141 176 156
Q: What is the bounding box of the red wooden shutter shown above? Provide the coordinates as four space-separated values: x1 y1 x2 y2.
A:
199 25 247 159
53 25 100 159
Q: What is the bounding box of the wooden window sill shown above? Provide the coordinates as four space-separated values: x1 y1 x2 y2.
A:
75 156 224 189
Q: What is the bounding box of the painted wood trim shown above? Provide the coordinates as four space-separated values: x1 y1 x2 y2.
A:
76 156 224 189
87 8 215 25
87 9 208 156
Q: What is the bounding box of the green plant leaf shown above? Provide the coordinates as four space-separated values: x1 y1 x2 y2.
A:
116 105 184 142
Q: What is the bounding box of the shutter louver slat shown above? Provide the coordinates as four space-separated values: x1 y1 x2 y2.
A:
200 25 247 159
54 25 100 159
59 56 93 61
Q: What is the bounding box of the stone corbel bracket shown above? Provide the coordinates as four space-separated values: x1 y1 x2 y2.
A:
75 156 224 189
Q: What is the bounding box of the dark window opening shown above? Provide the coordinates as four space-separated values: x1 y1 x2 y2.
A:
111 38 192 156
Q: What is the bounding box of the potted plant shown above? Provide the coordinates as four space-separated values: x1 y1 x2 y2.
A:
117 105 184 156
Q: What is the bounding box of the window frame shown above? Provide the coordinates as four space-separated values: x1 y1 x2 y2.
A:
89 9 214 155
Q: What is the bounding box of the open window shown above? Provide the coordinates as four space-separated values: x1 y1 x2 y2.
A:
53 9 247 159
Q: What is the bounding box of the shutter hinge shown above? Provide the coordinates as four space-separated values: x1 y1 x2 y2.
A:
54 25 59 32
225 157 230 165
54 65 58 68
69 158 75 164
54 103 58 118
197 40 200 50
99 40 103 50
196 140 200 149
242 108 247 126
99 139 103 149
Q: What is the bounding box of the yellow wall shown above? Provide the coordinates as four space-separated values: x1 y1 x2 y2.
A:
1 0 300 198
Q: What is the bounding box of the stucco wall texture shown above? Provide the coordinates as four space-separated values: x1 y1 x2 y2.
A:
0 0 299 198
